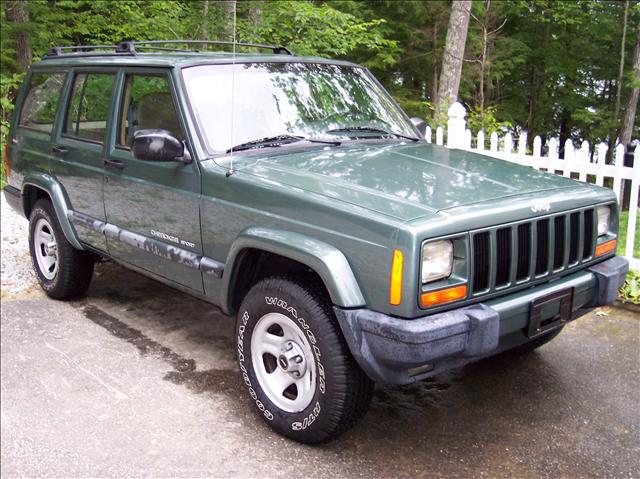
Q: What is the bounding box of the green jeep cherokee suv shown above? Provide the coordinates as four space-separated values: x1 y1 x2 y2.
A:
3 41 628 443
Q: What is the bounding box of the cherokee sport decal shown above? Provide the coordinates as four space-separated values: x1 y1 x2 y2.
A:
150 229 196 248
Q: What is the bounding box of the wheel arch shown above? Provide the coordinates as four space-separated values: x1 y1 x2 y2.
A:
21 174 84 250
221 227 366 315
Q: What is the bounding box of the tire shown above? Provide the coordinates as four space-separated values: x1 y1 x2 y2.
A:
511 326 564 354
236 275 374 444
28 199 94 299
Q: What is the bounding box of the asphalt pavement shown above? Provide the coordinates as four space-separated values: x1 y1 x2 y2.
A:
1 262 639 478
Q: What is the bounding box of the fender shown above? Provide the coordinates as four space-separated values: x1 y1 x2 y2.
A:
221 227 366 314
22 173 84 250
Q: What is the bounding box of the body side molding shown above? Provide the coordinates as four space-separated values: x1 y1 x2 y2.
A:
68 211 224 277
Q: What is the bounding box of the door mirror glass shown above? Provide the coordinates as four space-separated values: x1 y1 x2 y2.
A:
410 117 427 138
131 129 191 163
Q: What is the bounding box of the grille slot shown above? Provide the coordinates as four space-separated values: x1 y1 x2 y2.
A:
495 228 511 287
535 219 549 276
582 209 594 259
516 223 531 281
469 207 597 298
472 232 490 292
569 212 580 264
553 216 565 269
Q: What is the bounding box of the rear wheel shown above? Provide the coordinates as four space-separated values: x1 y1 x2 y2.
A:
236 276 374 443
29 199 94 299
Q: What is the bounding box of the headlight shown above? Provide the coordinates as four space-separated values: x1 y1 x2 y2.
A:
597 206 610 236
421 240 453 283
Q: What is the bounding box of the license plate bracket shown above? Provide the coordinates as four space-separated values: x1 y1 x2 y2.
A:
527 288 573 338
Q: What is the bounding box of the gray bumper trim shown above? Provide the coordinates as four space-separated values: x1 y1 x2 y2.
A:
335 255 629 385
587 255 628 306
334 304 499 385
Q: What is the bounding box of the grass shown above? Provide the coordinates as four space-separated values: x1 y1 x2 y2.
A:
617 210 640 259
617 210 639 304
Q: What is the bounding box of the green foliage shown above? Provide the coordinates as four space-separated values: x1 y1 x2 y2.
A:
240 2 399 69
618 270 640 305
466 105 512 134
393 96 433 120
0 72 24 188
616 211 639 304
617 211 640 259
0 0 638 158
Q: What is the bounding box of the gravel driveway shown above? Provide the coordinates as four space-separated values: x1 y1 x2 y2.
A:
1 194 639 478
1 196 36 296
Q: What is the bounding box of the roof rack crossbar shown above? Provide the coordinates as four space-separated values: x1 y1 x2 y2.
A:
42 39 294 60
131 40 293 55
133 46 192 53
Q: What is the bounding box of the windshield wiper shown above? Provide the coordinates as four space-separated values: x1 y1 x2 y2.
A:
325 126 420 142
226 134 340 153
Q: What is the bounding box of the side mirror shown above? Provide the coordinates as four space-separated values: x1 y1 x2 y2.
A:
131 129 192 164
410 117 427 138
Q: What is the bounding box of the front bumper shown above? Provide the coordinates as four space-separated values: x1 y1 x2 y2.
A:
335 256 628 385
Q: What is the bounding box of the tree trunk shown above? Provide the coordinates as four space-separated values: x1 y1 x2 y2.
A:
526 22 550 145
558 108 572 160
620 19 640 149
202 1 209 41
220 0 237 41
249 2 262 28
435 0 471 120
614 0 630 124
479 23 487 120
431 22 439 108
4 0 31 72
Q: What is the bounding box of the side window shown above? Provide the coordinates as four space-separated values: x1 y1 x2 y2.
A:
63 73 116 143
118 74 184 147
18 72 65 133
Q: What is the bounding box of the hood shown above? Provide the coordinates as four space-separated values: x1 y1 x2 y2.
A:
237 142 587 221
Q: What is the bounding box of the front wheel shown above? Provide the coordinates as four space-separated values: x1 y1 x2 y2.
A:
236 276 374 443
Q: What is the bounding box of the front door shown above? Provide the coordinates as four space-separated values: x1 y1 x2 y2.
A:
103 70 203 292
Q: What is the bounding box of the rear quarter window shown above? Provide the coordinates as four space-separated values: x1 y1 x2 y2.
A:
18 72 66 134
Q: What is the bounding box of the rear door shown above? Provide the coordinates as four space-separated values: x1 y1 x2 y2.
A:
11 70 66 193
51 69 117 250
103 68 203 292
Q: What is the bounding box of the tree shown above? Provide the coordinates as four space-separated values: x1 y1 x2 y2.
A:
436 0 471 120
4 0 31 72
620 19 640 149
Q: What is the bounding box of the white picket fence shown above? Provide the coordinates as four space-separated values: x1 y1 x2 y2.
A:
427 102 640 271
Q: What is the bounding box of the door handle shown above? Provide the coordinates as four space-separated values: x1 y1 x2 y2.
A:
51 145 68 155
104 158 125 170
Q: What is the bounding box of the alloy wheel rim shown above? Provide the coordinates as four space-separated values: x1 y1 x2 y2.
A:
34 218 58 280
251 312 317 413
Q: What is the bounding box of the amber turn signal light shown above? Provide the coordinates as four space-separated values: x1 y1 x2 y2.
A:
595 239 616 257
389 249 404 305
420 284 468 308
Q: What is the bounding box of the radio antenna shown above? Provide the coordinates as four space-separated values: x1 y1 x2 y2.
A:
226 0 237 178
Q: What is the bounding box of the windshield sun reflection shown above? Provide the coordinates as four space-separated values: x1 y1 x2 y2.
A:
182 62 417 153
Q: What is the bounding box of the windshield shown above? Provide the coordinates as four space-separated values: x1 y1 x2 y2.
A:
182 62 417 153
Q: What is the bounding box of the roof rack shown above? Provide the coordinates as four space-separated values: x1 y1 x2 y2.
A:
43 40 293 59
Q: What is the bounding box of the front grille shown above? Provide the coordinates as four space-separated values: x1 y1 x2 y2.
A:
471 207 597 295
